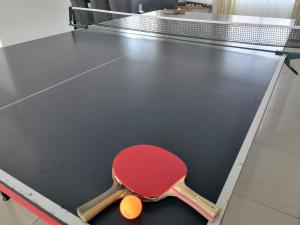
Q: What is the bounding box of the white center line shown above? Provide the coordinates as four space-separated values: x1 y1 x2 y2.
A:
0 55 125 112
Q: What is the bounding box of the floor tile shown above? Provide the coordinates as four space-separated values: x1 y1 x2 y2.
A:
0 197 38 225
234 142 300 218
268 62 300 118
255 110 300 155
268 86 300 118
275 63 300 93
221 194 299 225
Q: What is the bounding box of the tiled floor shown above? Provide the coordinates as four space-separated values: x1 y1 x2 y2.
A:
1 61 300 225
221 61 300 224
0 197 40 225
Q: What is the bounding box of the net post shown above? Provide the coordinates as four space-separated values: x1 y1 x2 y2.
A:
69 7 74 27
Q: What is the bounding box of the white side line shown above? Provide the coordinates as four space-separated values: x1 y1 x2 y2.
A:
207 55 286 225
0 56 125 112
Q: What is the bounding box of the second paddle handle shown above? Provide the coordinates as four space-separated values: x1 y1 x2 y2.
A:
170 179 221 222
77 182 129 222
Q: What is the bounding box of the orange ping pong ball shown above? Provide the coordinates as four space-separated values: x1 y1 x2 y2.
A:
120 195 142 219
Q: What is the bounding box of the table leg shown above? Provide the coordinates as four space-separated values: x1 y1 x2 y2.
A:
0 192 10 201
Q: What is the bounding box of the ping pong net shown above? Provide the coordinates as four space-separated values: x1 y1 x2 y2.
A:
69 7 300 74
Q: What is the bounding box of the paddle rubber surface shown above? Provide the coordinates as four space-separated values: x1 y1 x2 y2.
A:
113 145 187 198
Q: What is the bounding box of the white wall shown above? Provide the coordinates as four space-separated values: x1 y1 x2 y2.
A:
236 0 294 18
0 0 72 47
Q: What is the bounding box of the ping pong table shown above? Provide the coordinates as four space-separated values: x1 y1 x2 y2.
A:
0 7 297 225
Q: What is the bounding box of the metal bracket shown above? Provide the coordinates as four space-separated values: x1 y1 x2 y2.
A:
138 4 144 14
69 6 74 27
276 51 300 75
285 58 298 75
69 7 89 29
0 192 10 201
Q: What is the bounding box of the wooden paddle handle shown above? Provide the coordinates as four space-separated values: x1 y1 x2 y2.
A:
171 180 221 222
77 182 128 222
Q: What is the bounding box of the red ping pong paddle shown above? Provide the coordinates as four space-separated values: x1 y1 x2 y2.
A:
77 145 220 222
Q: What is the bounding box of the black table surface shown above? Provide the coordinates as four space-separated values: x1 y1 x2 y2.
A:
0 29 281 225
